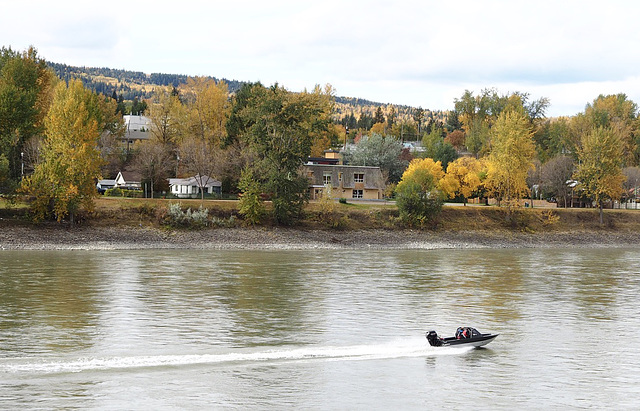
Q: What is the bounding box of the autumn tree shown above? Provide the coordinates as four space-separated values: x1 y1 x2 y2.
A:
444 129 465 151
534 117 572 163
180 77 229 146
178 136 223 201
0 46 56 186
133 140 174 198
583 94 639 165
413 107 425 136
454 88 548 157
370 122 386 135
485 109 536 211
440 156 485 205
237 167 265 225
395 158 444 225
421 126 457 170
373 106 385 125
20 79 103 223
573 127 626 224
148 87 184 147
389 119 418 142
540 155 574 208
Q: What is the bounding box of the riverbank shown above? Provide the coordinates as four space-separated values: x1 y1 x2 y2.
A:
2 224 640 250
3 198 640 250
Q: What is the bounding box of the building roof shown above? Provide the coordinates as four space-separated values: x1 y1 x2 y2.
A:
169 174 222 187
122 115 151 141
97 179 116 186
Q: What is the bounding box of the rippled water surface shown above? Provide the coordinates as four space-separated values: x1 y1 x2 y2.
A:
1 248 639 409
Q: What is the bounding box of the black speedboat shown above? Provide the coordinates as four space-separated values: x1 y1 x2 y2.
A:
426 327 498 348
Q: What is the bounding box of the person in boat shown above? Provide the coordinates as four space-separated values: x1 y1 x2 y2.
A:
455 327 469 339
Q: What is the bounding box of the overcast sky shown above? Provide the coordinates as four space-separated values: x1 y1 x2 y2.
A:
3 0 639 117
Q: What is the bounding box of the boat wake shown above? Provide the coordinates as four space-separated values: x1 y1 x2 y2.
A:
1 339 473 375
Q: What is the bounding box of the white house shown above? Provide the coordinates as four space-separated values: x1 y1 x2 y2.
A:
115 171 142 190
122 115 151 142
96 179 116 194
169 175 222 198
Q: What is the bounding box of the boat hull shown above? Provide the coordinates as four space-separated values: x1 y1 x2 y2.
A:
441 334 498 348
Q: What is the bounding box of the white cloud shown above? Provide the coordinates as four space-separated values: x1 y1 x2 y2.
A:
2 0 640 116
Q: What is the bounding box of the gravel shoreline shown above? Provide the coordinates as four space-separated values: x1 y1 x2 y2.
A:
2 225 640 250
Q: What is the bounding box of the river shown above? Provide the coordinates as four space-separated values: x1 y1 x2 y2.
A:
1 248 639 409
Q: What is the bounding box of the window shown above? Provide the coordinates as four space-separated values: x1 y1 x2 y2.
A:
352 189 363 199
354 173 364 183
338 172 343 182
323 173 332 185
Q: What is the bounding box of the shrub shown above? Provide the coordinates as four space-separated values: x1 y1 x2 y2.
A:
104 188 143 198
166 202 210 228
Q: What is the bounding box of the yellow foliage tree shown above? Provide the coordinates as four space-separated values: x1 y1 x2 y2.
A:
485 109 535 210
370 122 386 135
401 157 444 185
395 157 444 225
148 87 185 146
21 79 103 223
440 156 485 205
181 77 230 146
573 126 626 224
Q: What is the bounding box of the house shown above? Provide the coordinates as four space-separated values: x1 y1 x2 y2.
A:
122 115 151 142
304 164 385 200
168 174 222 198
114 171 142 190
96 179 116 194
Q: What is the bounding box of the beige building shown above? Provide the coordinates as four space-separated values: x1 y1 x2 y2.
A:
304 164 385 200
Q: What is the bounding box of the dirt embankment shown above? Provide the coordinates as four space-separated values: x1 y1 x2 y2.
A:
2 200 640 250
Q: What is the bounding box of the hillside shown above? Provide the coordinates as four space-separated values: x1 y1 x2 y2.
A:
47 62 448 128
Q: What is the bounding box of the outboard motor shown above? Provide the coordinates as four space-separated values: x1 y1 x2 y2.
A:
426 331 443 347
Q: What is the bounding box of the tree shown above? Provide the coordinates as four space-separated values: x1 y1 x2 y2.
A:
387 105 396 129
395 158 444 225
181 77 229 146
389 119 418 142
0 46 56 185
440 156 484 205
178 136 222 201
20 79 103 223
584 94 639 165
534 117 572 163
444 129 465 151
345 133 407 183
373 106 385 125
237 167 264 225
148 87 184 146
485 109 535 211
540 155 574 207
573 127 626 224
454 89 549 157
133 140 174 198
421 127 458 170
413 107 425 135
231 83 334 224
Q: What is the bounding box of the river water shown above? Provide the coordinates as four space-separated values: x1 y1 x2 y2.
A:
1 248 639 409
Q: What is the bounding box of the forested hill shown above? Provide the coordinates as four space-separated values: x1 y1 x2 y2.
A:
47 62 245 101
47 62 447 123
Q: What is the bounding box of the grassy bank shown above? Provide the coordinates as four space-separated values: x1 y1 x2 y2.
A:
3 196 639 235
